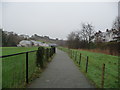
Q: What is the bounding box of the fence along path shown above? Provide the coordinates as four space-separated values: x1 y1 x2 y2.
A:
28 49 94 88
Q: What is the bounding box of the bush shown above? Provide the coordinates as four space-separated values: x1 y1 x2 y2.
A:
36 46 56 68
36 47 44 68
95 41 119 56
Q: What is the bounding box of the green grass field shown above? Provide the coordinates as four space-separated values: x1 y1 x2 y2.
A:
59 47 118 88
2 47 39 88
0 58 1 89
2 47 38 56
1 46 54 88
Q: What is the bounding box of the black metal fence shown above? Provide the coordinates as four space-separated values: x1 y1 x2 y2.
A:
1 46 56 88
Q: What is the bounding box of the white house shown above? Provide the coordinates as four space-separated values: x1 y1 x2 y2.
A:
93 29 117 42
102 29 117 42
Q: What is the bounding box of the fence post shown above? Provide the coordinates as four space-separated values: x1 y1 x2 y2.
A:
75 51 77 61
73 51 74 59
74 51 76 61
72 51 74 59
85 56 89 73
70 50 72 58
76 52 78 63
71 50 72 58
101 64 105 88
79 53 81 65
26 52 28 84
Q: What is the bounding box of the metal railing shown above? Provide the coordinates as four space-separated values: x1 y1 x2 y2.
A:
1 50 37 88
1 46 56 88
0 50 37 58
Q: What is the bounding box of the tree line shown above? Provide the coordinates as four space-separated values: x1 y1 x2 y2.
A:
0 29 65 47
66 17 120 55
0 29 26 47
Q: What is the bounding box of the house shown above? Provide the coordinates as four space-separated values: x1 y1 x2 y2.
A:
102 29 117 42
93 29 117 42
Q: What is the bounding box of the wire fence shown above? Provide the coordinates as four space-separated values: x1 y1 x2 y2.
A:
59 47 119 88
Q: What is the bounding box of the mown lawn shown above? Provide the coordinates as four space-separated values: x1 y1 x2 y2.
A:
2 47 38 56
1 46 54 88
1 47 39 88
59 47 118 88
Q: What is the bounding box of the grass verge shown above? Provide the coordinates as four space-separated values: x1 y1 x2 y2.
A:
58 47 118 88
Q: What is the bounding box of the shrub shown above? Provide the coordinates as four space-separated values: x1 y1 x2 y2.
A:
36 47 44 68
36 46 56 68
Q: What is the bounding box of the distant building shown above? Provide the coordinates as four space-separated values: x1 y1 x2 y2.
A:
17 40 33 47
103 29 117 42
17 40 50 47
93 29 117 42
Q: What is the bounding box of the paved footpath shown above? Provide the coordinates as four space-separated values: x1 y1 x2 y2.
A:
28 49 94 88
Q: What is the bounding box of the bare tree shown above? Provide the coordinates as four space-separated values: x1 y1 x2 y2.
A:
80 23 95 43
112 17 120 41
1 30 26 47
74 33 80 49
67 32 76 48
113 17 120 31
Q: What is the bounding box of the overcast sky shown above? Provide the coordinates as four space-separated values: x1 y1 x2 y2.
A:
1 1 118 40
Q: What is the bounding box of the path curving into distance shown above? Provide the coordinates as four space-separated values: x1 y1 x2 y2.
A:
28 49 94 88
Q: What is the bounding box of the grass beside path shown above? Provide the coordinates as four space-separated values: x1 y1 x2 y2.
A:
59 47 118 88
2 47 39 88
2 47 54 88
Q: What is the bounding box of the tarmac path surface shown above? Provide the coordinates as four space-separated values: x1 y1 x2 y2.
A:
28 49 94 88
